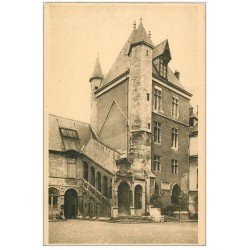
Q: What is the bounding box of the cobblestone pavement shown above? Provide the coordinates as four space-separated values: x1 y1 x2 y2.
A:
48 220 198 245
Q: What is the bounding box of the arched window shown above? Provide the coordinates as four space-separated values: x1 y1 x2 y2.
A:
49 187 59 208
96 172 102 192
171 184 180 205
83 161 88 180
134 185 142 209
90 166 95 186
102 176 108 198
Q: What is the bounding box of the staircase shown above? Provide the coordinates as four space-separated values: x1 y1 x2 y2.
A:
81 178 111 210
109 215 153 223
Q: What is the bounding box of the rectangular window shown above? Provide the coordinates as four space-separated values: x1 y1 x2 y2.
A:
153 88 162 111
159 58 167 78
171 159 178 174
171 128 178 148
154 122 161 143
171 97 179 118
67 158 76 178
147 93 150 101
153 155 161 172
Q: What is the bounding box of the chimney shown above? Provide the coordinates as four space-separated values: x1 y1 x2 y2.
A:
174 70 180 80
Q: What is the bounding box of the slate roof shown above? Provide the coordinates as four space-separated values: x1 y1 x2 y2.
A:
49 114 121 173
129 22 154 48
82 137 121 173
49 114 92 152
153 39 171 59
100 29 136 87
97 21 191 96
90 57 103 81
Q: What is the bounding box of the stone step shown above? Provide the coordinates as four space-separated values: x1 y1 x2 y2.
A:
109 215 153 223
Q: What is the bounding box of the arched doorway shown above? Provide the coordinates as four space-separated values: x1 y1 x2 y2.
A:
96 172 102 192
49 187 59 213
102 176 108 198
171 184 180 205
118 182 130 215
90 166 95 186
83 161 88 180
64 189 78 219
134 185 142 209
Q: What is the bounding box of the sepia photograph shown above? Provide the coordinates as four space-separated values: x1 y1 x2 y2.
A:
44 2 205 245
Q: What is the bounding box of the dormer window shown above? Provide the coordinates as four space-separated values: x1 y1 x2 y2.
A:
159 58 167 78
59 128 79 140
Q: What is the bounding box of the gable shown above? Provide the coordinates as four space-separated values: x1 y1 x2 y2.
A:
98 101 127 152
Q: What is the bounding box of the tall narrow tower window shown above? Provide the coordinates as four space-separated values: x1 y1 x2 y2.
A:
153 122 161 143
171 97 179 118
171 128 178 148
159 58 167 78
154 88 162 111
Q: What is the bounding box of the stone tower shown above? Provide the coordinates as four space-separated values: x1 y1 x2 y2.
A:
128 22 154 172
89 56 103 136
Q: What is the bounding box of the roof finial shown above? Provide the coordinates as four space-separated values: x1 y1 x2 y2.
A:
140 17 143 23
133 21 136 29
148 31 151 38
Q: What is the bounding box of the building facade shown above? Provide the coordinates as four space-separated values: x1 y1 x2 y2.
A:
188 107 198 217
48 21 193 219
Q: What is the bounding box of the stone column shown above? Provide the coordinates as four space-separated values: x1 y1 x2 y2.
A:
130 188 135 216
77 195 83 218
142 189 146 215
111 178 118 218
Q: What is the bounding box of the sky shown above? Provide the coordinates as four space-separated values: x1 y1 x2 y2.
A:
45 3 205 123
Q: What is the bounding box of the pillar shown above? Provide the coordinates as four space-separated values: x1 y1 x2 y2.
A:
111 177 118 218
142 189 146 215
130 187 135 216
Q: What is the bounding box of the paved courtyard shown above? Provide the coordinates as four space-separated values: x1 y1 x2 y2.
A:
49 220 198 245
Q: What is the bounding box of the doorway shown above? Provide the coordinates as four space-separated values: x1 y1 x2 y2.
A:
118 182 130 215
64 189 78 219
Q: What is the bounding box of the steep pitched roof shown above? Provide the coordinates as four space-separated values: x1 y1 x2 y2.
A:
100 29 136 87
153 39 171 59
130 22 154 49
49 114 92 152
90 57 103 81
166 66 185 89
98 22 190 96
82 137 122 173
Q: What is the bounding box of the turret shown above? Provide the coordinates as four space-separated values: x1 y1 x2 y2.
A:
89 56 103 136
127 20 154 172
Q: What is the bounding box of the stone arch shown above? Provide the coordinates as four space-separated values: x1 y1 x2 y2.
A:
118 181 130 215
64 187 79 195
89 166 95 186
116 179 132 189
134 184 142 209
64 188 78 219
171 183 180 205
96 171 102 192
102 175 108 198
83 161 88 180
